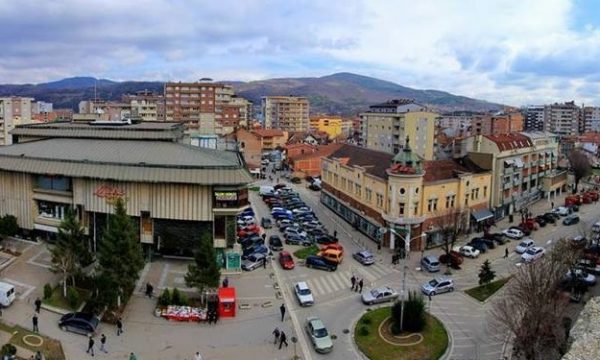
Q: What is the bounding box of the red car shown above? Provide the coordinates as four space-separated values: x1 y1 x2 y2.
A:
237 225 261 238
278 251 295 270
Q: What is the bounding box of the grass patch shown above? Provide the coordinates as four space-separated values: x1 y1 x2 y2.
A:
465 277 510 302
355 307 448 360
293 245 319 259
248 186 260 192
42 286 89 311
7 324 65 360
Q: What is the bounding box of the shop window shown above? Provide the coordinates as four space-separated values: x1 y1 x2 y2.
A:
37 201 70 220
399 202 405 215
35 175 72 192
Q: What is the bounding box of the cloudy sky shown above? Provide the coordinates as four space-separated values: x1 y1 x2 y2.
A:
1 0 600 105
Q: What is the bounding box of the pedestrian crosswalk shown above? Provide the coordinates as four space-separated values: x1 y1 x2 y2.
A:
303 263 395 297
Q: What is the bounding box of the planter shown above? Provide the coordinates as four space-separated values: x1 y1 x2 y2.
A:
154 308 162 317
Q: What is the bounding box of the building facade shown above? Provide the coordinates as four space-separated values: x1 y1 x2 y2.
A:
320 143 492 251
359 99 437 160
546 101 580 136
262 96 310 132
122 90 165 122
582 106 600 133
0 97 34 145
523 105 546 131
310 116 353 139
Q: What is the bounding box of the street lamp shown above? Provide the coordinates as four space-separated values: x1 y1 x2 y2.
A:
379 227 426 333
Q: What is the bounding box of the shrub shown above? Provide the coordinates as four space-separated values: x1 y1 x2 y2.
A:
157 288 172 307
67 287 80 309
43 283 53 300
357 326 370 336
1 343 16 356
391 291 426 334
360 317 372 325
171 288 182 306
178 291 189 306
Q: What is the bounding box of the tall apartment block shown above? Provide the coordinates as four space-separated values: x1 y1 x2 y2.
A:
122 90 164 122
523 105 546 131
262 96 310 132
582 106 600 133
0 97 34 145
470 111 524 135
546 101 580 136
359 99 437 160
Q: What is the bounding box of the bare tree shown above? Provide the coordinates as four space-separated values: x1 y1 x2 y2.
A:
490 239 580 359
431 208 468 273
568 150 591 193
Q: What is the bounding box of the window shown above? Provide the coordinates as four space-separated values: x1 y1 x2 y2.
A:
465 194 469 206
399 202 405 215
483 186 487 197
400 188 406 194
365 189 372 202
35 175 72 192
413 202 419 215
355 184 362 197
427 198 438 212
376 194 384 208
445 195 456 208
37 200 70 220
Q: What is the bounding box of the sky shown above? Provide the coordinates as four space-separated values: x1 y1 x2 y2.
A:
1 0 600 106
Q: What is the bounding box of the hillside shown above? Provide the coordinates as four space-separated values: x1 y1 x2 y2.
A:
0 72 503 114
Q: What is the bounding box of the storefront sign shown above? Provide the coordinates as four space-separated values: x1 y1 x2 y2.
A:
215 191 238 201
94 186 126 204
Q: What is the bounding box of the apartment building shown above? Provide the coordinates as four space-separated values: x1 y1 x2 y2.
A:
462 132 565 218
236 128 288 168
546 101 580 136
229 96 253 129
321 142 491 250
523 105 546 131
437 111 478 137
31 101 53 114
359 99 437 160
122 90 165 122
262 96 310 132
0 97 34 145
582 106 600 133
309 115 353 139
470 111 524 136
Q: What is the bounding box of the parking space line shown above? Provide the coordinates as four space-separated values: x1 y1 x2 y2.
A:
323 274 340 292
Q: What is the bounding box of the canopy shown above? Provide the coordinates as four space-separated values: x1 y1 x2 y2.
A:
471 208 494 222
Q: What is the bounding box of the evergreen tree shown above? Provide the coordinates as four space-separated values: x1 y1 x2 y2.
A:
185 231 221 293
50 208 90 297
97 197 144 307
478 259 496 286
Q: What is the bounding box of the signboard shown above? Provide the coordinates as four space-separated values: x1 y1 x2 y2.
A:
215 191 238 202
94 185 126 204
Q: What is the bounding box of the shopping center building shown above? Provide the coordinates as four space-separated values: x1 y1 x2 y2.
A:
0 121 253 257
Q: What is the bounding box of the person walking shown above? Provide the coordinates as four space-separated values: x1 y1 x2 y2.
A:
86 336 95 356
278 330 288 349
263 256 268 269
504 247 509 258
358 279 364 293
279 303 286 322
116 317 123 336
272 327 280 345
129 353 137 360
350 275 356 291
333 230 338 239
145 283 153 298
99 334 107 353
222 277 229 288
34 351 42 360
34 297 42 313
194 351 203 360
32 314 39 332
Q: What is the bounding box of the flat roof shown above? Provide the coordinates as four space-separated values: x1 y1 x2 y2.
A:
0 139 252 185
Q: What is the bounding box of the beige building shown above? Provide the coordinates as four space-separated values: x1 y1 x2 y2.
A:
321 143 492 250
359 99 438 160
122 90 165 122
262 96 310 132
460 131 565 217
0 97 34 145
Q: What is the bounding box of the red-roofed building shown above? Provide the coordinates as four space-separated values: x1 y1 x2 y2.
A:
288 143 343 177
235 129 289 168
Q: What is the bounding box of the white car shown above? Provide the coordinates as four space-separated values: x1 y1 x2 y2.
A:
503 228 524 239
294 281 314 306
457 245 480 258
553 206 569 216
515 239 535 254
521 246 545 263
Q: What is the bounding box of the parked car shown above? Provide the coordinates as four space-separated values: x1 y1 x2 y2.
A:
308 183 322 191
483 232 507 245
353 250 375 265
515 238 535 254
534 215 547 227
278 251 295 270
421 255 441 272
421 277 455 296
284 227 307 238
314 234 337 244
503 228 524 239
457 245 480 258
241 244 269 260
268 235 283 251
565 268 597 285
576 259 600 275
563 214 580 226
361 286 399 305
305 255 337 271
569 235 587 248
553 206 570 216
439 251 464 268
294 281 314 306
305 316 333 353
511 225 531 236
467 239 488 253
239 235 264 249
542 213 558 223
318 248 343 264
291 177 302 184
285 234 313 246
261 217 273 229
476 237 496 249
521 246 545 263
59 312 99 336
242 253 267 271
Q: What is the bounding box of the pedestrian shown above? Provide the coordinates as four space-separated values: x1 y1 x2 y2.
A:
34 351 42 360
32 314 39 333
99 334 107 353
333 230 338 239
551 201 554 209
34 297 42 313
504 247 509 258
116 317 123 336
194 352 203 360
129 353 137 360
145 282 153 298
350 275 356 291
86 336 95 356
279 330 288 349
222 277 229 288
377 242 382 252
263 256 268 269
280 303 286 322
262 233 267 241
358 278 364 293
272 327 280 345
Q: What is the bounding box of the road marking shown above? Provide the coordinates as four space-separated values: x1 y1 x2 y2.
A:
1 278 36 300
322 275 340 292
158 263 170 289
370 263 390 277
330 272 347 290
26 250 52 269
310 277 326 296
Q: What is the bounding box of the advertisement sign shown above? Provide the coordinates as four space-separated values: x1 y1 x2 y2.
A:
215 191 237 201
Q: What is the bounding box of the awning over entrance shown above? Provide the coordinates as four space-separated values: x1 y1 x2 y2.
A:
471 208 494 222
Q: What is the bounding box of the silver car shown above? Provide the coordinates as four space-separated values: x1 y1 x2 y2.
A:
361 286 399 305
353 250 375 265
421 277 454 296
294 281 314 307
241 253 266 271
305 316 333 353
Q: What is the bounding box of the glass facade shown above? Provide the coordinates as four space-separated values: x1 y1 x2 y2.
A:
321 192 382 243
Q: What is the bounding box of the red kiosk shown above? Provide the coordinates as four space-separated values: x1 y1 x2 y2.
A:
218 287 236 318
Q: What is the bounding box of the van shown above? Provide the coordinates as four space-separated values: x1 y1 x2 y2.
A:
592 222 600 233
259 186 275 196
0 282 16 307
317 249 343 264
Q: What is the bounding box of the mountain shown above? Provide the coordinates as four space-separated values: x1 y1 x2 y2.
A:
0 73 503 114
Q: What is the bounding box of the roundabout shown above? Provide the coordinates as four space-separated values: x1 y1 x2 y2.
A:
354 307 448 360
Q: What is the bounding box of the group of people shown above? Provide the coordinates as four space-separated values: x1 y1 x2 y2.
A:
350 275 364 293
85 317 124 356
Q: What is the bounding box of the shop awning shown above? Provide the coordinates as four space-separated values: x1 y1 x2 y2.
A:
471 209 494 222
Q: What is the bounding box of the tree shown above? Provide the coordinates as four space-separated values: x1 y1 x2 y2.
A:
478 260 496 286
185 231 221 293
568 150 591 193
0 215 19 239
97 197 144 308
50 208 90 297
432 209 467 273
490 239 579 359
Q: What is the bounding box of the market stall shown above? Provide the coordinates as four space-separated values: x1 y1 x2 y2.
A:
218 287 236 318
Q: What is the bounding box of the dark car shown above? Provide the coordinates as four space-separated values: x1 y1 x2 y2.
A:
239 235 264 249
59 312 99 336
242 244 270 260
261 217 273 229
563 215 580 226
483 232 507 245
269 235 283 251
305 255 337 271
314 234 337 244
472 237 495 249
285 234 313 246
543 213 558 223
439 251 464 269
308 183 321 191
534 215 547 227
291 177 302 184
467 239 488 253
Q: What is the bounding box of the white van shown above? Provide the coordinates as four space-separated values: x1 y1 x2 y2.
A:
593 222 600 233
259 185 275 196
0 282 16 307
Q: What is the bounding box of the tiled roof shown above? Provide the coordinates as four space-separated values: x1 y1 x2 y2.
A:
253 129 284 138
423 160 470 182
326 144 394 179
289 144 343 161
484 133 533 151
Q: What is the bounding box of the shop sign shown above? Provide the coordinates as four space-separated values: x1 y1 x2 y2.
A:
215 191 238 201
94 185 126 204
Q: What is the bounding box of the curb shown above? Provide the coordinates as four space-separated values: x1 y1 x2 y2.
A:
439 314 453 360
40 303 71 315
